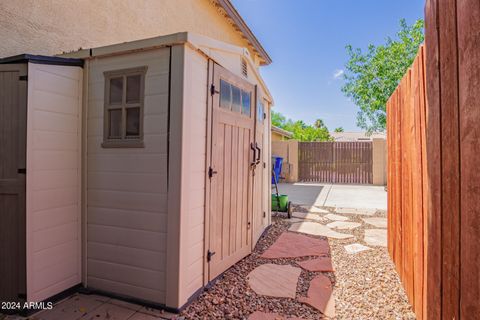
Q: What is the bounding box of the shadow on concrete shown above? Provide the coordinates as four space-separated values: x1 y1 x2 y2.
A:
277 183 326 206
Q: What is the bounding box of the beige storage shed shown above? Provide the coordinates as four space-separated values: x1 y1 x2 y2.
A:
0 55 83 306
1 32 272 311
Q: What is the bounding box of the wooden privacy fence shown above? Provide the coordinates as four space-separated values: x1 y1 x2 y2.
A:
387 0 480 318
298 142 372 184
387 45 428 319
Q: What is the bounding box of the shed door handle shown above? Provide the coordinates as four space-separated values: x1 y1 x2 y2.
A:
250 143 257 164
18 168 26 174
255 143 261 164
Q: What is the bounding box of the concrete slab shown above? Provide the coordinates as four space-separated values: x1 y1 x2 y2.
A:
79 302 137 319
289 222 354 239
362 217 388 228
326 221 361 230
364 229 387 247
325 184 387 210
36 294 107 320
262 232 330 259
324 213 349 221
247 264 301 298
278 183 386 210
298 274 335 318
277 183 330 206
344 243 372 254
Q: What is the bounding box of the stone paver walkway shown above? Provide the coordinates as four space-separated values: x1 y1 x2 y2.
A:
247 264 301 298
324 213 349 221
289 221 354 239
364 229 388 247
297 257 334 272
261 232 330 259
326 221 362 230
362 217 388 228
298 274 335 318
344 243 372 254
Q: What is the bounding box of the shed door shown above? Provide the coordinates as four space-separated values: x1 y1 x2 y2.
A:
252 91 267 244
207 64 255 281
0 64 27 302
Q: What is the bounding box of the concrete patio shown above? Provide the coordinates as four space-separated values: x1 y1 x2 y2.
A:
277 183 387 211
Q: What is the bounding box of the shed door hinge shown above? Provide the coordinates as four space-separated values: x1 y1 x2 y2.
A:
263 112 266 120
210 84 219 96
207 250 216 262
19 75 28 81
208 166 218 178
263 211 266 218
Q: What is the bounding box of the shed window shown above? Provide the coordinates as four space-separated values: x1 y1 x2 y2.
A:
103 66 147 148
257 100 264 123
231 85 242 113
220 78 252 117
242 91 251 116
220 79 232 110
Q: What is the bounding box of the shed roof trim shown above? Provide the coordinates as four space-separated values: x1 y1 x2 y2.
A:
0 54 84 67
213 0 272 65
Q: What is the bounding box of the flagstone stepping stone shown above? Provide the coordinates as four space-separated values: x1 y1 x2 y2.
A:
247 264 301 298
362 217 388 228
248 311 303 320
299 274 335 318
324 213 349 221
261 232 330 259
301 206 329 214
344 243 372 254
364 229 387 247
335 207 376 216
292 211 326 222
297 257 334 272
289 222 354 239
326 221 361 230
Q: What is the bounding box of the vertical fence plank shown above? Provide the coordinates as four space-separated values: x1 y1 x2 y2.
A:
425 0 443 318
458 0 480 317
438 0 461 318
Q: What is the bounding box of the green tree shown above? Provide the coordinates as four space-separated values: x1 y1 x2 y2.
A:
271 111 331 142
334 127 344 133
342 19 424 132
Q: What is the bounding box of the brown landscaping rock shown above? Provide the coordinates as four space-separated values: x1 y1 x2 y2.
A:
297 257 334 272
248 311 304 320
247 264 301 298
298 274 335 318
261 231 330 259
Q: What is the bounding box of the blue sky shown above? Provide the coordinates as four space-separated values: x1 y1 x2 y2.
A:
231 0 425 131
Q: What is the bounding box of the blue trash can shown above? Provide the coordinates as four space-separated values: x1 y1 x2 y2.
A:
272 156 283 184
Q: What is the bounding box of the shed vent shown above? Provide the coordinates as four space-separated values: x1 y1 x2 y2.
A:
241 58 248 78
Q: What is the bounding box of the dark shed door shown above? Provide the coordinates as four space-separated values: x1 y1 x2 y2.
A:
0 64 27 302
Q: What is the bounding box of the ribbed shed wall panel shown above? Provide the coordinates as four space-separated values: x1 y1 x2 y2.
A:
86 48 170 304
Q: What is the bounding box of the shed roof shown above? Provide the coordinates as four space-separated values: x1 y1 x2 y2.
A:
0 54 83 67
60 32 273 103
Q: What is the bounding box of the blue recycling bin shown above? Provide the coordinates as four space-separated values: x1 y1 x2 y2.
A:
272 156 283 184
